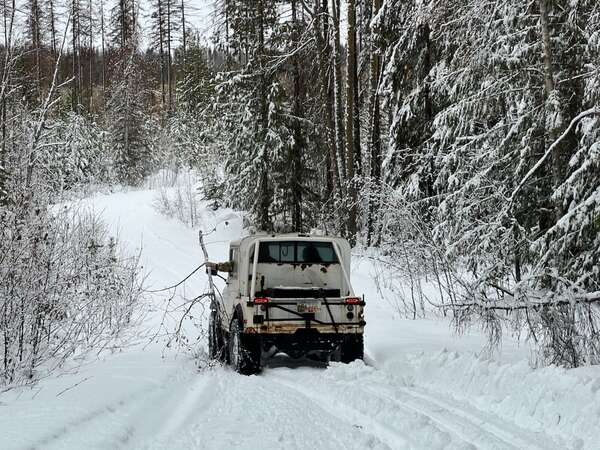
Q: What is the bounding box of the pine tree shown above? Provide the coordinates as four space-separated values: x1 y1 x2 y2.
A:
176 35 213 111
107 0 152 184
107 54 152 185
148 0 168 109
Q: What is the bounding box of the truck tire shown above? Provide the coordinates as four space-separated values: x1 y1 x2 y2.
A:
208 310 227 362
228 319 261 375
340 334 364 363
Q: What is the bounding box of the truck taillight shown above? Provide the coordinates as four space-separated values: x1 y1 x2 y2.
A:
345 297 361 305
254 297 270 304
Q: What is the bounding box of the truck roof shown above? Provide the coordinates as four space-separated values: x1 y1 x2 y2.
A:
230 233 345 248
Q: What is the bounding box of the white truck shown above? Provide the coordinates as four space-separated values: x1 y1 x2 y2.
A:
207 233 365 374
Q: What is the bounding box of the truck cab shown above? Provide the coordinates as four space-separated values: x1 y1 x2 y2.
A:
208 233 365 374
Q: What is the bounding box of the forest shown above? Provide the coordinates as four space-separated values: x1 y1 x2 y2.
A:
1 0 599 388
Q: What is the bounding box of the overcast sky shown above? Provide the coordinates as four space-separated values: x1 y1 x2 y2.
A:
184 0 216 42
5 0 216 47
6 0 345 49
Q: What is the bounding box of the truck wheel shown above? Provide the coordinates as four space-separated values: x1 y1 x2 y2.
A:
228 319 261 375
208 311 226 362
340 335 364 363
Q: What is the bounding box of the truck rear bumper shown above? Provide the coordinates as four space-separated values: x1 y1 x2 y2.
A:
257 330 359 356
248 300 365 333
250 323 364 334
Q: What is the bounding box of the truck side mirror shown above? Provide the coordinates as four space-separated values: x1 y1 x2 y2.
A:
206 262 218 276
206 261 234 275
218 261 234 273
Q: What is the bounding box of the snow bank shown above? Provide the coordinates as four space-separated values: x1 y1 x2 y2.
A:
352 255 600 450
375 344 600 449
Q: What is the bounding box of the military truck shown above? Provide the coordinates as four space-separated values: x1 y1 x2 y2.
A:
207 233 365 374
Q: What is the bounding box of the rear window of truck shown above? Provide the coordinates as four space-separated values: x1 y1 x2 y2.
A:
258 241 339 264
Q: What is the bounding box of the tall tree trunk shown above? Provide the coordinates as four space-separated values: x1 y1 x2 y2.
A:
158 0 166 109
345 0 358 244
100 0 106 109
291 0 303 231
257 0 271 231
537 0 566 211
352 7 361 178
291 111 304 231
88 0 94 111
367 0 382 245
224 0 229 56
180 0 187 66
0 0 15 203
331 0 346 184
48 0 57 57
32 0 42 99
314 0 338 196
538 0 555 97
119 0 125 46
166 0 173 112
72 0 80 112
76 1 83 108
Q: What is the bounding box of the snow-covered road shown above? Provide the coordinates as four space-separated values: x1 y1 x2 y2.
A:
1 188 598 450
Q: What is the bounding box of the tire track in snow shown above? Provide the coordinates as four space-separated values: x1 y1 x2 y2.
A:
362 355 559 449
256 375 392 450
177 368 391 450
266 373 408 450
268 365 559 450
25 383 163 450
151 374 214 443
25 362 203 450
362 384 527 450
386 388 564 450
101 368 217 450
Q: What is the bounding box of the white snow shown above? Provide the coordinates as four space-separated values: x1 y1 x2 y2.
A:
1 187 598 450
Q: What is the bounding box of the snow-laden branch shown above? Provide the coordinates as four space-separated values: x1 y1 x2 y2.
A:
510 106 600 201
454 291 600 311
453 275 600 312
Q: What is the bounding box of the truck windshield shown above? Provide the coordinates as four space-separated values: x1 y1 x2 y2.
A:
258 241 339 264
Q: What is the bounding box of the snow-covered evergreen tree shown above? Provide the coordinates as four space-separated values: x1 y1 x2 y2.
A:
107 55 154 185
374 0 600 366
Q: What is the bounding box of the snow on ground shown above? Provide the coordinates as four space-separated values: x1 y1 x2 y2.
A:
1 187 599 450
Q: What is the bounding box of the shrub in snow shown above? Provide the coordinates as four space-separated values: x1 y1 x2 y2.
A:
0 201 143 388
0 107 143 387
153 169 203 228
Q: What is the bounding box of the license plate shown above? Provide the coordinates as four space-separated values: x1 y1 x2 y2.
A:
297 303 321 313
